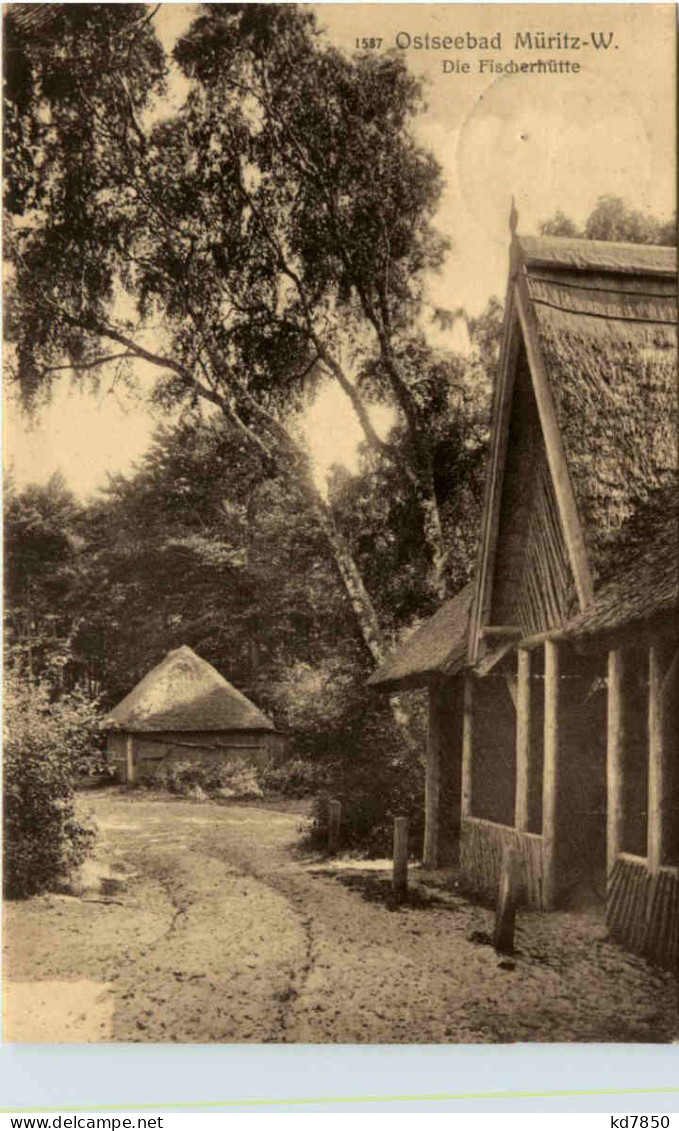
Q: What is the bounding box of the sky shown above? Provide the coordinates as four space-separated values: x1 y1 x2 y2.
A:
4 2 676 499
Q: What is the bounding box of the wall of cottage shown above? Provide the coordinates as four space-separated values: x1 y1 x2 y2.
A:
107 729 286 783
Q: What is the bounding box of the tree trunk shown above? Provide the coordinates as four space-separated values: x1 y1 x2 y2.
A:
313 493 387 665
419 467 447 600
308 487 414 744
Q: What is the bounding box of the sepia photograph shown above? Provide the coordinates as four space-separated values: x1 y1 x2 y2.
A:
2 1 677 1051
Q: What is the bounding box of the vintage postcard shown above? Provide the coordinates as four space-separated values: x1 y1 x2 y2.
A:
3 1 677 1055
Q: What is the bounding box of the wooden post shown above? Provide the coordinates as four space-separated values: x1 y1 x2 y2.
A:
494 843 522 954
461 676 474 819
542 640 561 908
648 642 672 871
328 799 342 856
423 686 441 869
393 816 408 904
607 649 626 881
126 735 135 785
515 649 532 831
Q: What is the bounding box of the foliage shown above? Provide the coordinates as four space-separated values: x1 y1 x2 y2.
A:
540 195 675 246
302 693 428 858
328 342 491 623
3 1 467 631
269 649 428 853
4 473 83 677
259 757 330 799
143 757 264 800
3 663 100 898
62 414 362 709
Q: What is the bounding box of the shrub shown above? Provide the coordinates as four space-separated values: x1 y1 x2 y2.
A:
270 656 430 857
3 667 99 898
259 756 329 798
143 757 263 800
303 744 425 858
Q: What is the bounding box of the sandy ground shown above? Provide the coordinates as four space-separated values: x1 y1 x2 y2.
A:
3 790 677 1044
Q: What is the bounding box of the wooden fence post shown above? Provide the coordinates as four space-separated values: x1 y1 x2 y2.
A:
328 799 342 855
393 816 408 904
494 843 522 955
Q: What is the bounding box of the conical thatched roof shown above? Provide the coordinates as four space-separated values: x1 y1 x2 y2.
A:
107 646 275 733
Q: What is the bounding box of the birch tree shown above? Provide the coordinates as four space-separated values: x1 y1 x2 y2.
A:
5 4 453 665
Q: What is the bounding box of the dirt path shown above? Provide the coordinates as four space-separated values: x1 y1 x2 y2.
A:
4 791 677 1043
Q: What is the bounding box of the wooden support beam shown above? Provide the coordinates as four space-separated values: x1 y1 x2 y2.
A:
461 676 474 819
480 625 523 639
542 640 561 907
423 687 441 869
607 649 626 882
503 672 518 711
126 735 135 785
516 629 569 652
648 641 674 871
515 649 532 831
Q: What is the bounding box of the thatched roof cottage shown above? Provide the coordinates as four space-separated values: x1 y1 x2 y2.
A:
370 231 677 968
106 645 279 783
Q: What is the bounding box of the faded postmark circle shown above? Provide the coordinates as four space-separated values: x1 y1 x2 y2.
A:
455 67 654 243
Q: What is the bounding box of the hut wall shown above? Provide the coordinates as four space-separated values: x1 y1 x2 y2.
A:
558 651 608 903
112 730 279 782
526 648 545 834
470 673 516 826
438 679 464 864
460 648 608 910
107 732 128 779
622 648 650 857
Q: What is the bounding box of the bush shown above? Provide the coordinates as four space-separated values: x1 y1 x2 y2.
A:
303 743 426 858
259 756 329 798
268 656 429 857
3 667 99 898
143 757 263 800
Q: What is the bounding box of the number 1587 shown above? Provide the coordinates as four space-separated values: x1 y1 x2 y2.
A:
355 37 382 49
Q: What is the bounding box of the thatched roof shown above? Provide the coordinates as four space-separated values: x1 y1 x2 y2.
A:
566 503 678 644
107 646 275 733
520 235 677 582
367 583 474 692
518 235 676 277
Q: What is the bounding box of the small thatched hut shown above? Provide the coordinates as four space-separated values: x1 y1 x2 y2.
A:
370 230 678 968
106 645 280 783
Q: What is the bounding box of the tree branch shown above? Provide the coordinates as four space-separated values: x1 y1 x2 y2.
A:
38 352 135 378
